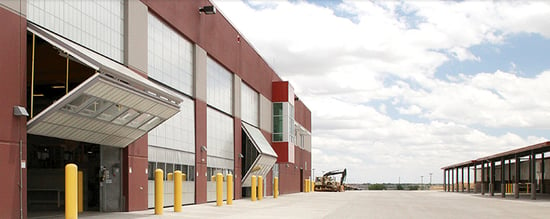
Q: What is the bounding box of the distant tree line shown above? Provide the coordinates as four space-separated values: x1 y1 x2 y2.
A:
366 184 423 190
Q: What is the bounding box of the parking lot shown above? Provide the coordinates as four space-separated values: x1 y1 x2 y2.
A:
63 190 550 219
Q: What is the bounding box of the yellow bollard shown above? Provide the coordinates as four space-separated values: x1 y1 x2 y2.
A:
78 171 83 213
65 163 77 219
274 177 279 199
251 175 257 201
174 171 182 212
216 173 223 206
212 175 216 181
182 173 187 181
167 172 173 181
227 174 233 205
311 180 315 192
155 169 164 215
258 176 263 200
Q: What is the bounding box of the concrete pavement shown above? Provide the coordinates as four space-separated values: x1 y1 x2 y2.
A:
41 191 550 218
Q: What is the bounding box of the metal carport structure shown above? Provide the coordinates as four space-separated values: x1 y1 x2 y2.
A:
442 141 550 200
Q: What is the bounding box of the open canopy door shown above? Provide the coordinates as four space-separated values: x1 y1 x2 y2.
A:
27 23 181 147
241 123 278 187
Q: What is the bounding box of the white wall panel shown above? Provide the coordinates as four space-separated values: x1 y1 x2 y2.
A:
206 107 234 169
207 58 233 114
241 83 258 126
28 0 124 61
148 13 193 96
148 95 195 154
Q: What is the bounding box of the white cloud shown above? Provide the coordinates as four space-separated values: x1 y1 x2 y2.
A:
213 0 550 183
398 105 422 115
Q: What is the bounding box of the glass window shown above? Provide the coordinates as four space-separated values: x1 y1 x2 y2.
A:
112 109 139 125
272 103 284 142
156 162 166 180
273 133 283 142
27 0 124 61
148 162 155 180
289 104 296 144
273 103 283 116
207 57 233 114
127 113 153 128
273 116 283 133
166 163 174 178
97 104 127 122
188 165 195 181
148 95 195 153
62 94 93 113
147 13 193 95
79 99 112 117
207 107 234 160
241 83 259 126
207 167 213 181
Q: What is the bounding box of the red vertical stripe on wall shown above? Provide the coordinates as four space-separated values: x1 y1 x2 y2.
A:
123 136 148 211
0 6 27 219
194 99 207 203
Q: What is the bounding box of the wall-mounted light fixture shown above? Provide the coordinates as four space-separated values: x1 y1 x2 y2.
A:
199 5 216 15
13 106 29 117
201 145 207 152
239 153 244 158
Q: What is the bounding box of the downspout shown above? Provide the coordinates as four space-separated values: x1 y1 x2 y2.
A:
20 139 23 219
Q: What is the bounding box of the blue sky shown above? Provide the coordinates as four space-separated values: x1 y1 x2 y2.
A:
214 0 550 183
437 33 550 79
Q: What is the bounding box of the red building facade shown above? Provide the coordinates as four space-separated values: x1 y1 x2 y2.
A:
0 0 311 218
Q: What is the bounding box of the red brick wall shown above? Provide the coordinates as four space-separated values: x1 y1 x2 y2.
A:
142 0 275 99
277 147 311 194
0 6 27 219
123 136 148 211
294 99 312 132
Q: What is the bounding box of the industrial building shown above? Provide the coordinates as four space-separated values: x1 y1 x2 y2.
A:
0 0 312 218
442 141 550 199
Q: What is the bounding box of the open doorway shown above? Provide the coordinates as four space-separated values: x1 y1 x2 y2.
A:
300 169 304 192
27 135 101 217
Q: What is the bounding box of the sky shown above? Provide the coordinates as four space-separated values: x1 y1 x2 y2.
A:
212 0 550 184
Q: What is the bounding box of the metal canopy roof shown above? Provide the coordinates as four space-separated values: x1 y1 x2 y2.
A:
441 141 550 170
27 23 181 148
241 123 278 187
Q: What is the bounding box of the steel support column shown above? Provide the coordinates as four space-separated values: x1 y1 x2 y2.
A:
531 151 536 200
490 160 495 196
474 164 477 193
443 169 447 192
501 158 505 198
451 168 454 192
515 156 520 199
467 165 471 193
481 161 486 195
508 159 512 192
461 167 464 192
542 153 545 194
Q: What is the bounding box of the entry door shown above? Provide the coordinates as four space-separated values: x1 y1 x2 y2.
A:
100 146 122 212
300 169 304 192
